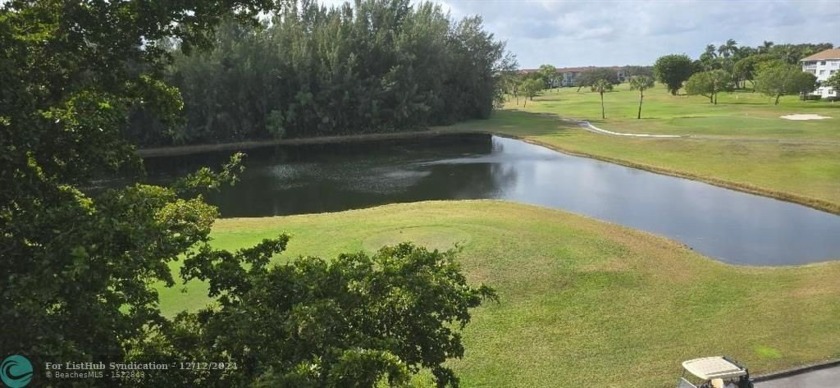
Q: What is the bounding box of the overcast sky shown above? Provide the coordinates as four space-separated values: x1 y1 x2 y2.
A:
318 0 840 69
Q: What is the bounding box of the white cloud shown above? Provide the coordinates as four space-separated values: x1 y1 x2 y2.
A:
316 0 839 68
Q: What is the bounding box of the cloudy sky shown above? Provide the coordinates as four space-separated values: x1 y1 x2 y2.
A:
318 0 840 69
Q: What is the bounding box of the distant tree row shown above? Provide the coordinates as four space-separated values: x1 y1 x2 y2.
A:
500 64 653 109
652 40 830 104
126 0 516 147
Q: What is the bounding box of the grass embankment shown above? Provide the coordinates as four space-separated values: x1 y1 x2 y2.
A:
159 201 840 387
437 85 840 214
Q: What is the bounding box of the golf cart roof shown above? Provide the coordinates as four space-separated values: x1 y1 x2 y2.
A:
682 357 748 380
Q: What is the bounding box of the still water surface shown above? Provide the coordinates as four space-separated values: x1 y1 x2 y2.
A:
143 135 840 266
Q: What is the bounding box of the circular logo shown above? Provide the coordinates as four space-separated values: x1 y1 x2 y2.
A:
1 355 33 388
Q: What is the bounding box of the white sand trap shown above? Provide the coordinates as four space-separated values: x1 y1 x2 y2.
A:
780 114 832 120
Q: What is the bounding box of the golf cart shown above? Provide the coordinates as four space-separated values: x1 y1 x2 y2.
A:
677 356 754 388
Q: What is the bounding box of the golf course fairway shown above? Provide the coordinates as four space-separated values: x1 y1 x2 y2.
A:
158 200 840 387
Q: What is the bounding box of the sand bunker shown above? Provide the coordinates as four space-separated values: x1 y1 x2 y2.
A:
780 114 832 120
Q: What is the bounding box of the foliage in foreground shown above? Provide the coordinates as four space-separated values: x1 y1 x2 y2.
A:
148 241 496 387
0 1 494 386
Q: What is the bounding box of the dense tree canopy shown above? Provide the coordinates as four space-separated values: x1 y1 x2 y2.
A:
694 40 833 91
1 0 276 362
125 1 516 146
653 54 694 95
1 1 497 386
575 67 620 91
765 42 834 64
732 54 777 89
684 70 732 104
754 63 817 105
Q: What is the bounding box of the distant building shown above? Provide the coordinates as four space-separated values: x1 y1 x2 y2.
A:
800 48 840 98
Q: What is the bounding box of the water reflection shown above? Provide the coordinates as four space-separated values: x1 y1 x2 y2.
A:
140 135 840 266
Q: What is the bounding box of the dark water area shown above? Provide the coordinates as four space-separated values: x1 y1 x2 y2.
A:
136 134 840 266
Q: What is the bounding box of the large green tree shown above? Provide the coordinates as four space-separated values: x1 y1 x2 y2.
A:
653 54 694 95
1 0 276 362
684 70 732 105
1 1 495 386
754 64 817 105
733 54 777 90
628 75 655 119
520 78 544 107
537 64 559 91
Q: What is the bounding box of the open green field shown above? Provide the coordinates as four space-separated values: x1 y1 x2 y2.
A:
159 201 840 387
436 84 840 214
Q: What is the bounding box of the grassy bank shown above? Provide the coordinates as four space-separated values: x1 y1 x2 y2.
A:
139 84 839 213
437 85 840 214
137 129 452 158
159 201 840 387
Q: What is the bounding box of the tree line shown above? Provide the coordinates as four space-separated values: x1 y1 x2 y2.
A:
125 0 516 147
500 40 833 122
502 64 654 119
653 40 833 104
503 64 653 106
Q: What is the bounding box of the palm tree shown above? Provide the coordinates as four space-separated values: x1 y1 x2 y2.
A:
629 75 655 119
759 40 774 54
701 44 720 70
591 79 613 119
718 39 738 59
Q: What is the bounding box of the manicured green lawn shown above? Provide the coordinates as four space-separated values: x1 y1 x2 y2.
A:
436 85 840 214
155 84 840 386
158 201 840 387
515 84 840 139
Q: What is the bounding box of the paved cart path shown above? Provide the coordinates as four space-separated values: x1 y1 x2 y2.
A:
756 364 840 388
572 119 840 145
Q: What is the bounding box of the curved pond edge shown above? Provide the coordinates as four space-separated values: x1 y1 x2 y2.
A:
136 129 840 216
494 133 840 216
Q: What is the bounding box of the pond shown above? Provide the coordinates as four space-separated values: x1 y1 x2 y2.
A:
141 134 840 266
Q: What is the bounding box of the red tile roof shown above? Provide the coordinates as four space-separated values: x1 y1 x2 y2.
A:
800 49 840 61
